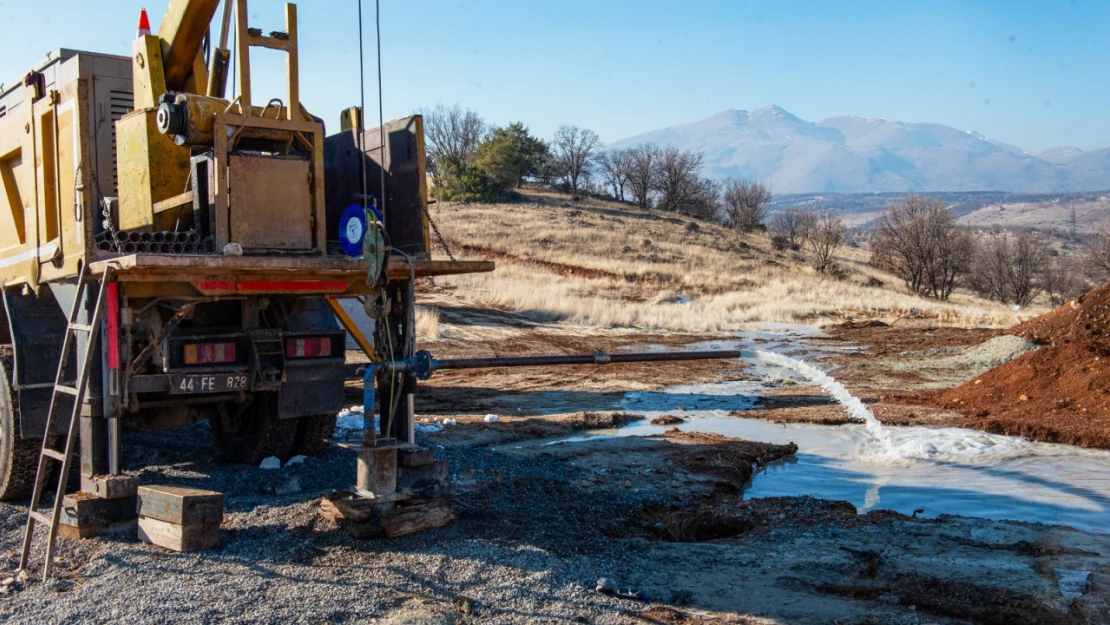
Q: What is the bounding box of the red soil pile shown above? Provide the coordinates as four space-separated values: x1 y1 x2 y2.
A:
931 340 1110 448
1011 283 1110 345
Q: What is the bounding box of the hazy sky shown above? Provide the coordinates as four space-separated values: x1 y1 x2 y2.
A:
1 1 1106 152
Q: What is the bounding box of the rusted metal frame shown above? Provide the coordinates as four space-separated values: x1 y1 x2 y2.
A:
234 0 253 111
127 303 195 376
89 254 495 284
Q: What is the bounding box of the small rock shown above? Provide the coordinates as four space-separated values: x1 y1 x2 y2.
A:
878 593 900 605
623 480 633 489
15 570 28 585
222 242 243 256
484 414 499 423
596 578 615 594
285 455 307 466
259 456 281 470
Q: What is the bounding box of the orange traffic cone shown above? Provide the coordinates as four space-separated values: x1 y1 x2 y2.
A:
137 8 151 38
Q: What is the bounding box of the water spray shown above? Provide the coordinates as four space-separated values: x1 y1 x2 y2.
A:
362 348 887 441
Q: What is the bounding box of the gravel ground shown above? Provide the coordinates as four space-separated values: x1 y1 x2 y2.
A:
929 334 1039 369
2 417 1107 625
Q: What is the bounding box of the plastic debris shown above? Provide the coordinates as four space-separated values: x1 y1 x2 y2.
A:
484 414 499 423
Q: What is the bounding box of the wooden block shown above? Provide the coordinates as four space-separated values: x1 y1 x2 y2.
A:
319 490 413 525
138 517 220 552
137 485 224 525
379 499 456 538
398 448 434 468
59 492 137 528
58 519 137 540
80 474 140 499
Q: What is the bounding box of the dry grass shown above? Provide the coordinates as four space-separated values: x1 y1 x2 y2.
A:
415 305 441 341
430 187 1037 332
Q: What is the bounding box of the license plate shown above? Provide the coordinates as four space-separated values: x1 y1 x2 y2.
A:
170 372 249 394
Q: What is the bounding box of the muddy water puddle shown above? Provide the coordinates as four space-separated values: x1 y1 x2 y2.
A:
538 325 1110 534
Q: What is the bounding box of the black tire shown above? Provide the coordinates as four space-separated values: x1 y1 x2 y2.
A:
292 414 337 457
0 350 45 501
209 393 298 464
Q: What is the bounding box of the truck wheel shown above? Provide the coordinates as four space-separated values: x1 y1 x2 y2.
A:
0 351 44 501
292 414 337 457
209 393 297 464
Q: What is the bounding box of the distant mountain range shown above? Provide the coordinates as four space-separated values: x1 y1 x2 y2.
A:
608 106 1110 194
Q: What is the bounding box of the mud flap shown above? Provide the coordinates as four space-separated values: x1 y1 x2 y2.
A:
278 360 344 419
1 288 73 437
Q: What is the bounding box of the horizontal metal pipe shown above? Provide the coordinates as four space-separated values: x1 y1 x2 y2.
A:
434 350 744 371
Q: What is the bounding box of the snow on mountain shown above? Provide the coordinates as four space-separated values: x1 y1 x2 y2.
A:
608 107 1108 193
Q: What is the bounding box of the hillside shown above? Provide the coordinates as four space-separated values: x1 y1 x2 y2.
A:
427 186 1032 331
608 105 1110 194
770 190 1110 233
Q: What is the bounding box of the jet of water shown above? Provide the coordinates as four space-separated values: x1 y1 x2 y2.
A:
741 349 889 444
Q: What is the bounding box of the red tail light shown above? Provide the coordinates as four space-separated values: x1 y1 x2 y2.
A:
183 342 237 365
286 337 332 358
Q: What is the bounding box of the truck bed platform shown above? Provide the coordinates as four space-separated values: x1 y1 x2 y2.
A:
90 254 493 297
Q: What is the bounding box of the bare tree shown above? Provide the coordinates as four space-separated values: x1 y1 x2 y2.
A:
1042 254 1090 307
769 208 815 250
722 178 772 232
420 104 486 183
806 210 846 273
597 148 634 202
652 146 719 219
969 230 1050 307
871 195 973 301
1086 227 1110 282
552 125 601 200
626 143 659 209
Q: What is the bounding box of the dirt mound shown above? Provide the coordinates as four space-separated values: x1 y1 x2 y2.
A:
1011 282 1110 345
930 335 1038 369
929 340 1110 448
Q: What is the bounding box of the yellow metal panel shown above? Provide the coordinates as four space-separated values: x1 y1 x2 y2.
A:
132 35 166 111
158 0 221 91
0 155 26 247
116 110 191 231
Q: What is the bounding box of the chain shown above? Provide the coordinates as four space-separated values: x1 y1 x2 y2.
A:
425 205 455 261
95 173 123 254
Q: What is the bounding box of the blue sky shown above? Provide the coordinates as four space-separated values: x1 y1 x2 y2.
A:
1 1 1105 152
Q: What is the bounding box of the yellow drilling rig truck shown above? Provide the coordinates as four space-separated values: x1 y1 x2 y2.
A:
0 0 491 506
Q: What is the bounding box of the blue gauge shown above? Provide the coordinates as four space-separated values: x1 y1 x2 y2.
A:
339 204 367 256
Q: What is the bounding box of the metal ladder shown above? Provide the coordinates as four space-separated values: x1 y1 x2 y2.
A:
19 265 113 581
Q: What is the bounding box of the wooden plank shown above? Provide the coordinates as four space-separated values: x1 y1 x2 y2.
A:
138 517 220 552
137 485 224 525
80 474 140 499
152 191 193 216
379 500 456 538
58 519 137 540
59 493 137 527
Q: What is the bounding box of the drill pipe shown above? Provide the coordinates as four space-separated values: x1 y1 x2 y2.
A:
362 348 745 430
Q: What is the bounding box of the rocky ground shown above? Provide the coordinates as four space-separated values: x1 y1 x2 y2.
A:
2 301 1108 623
